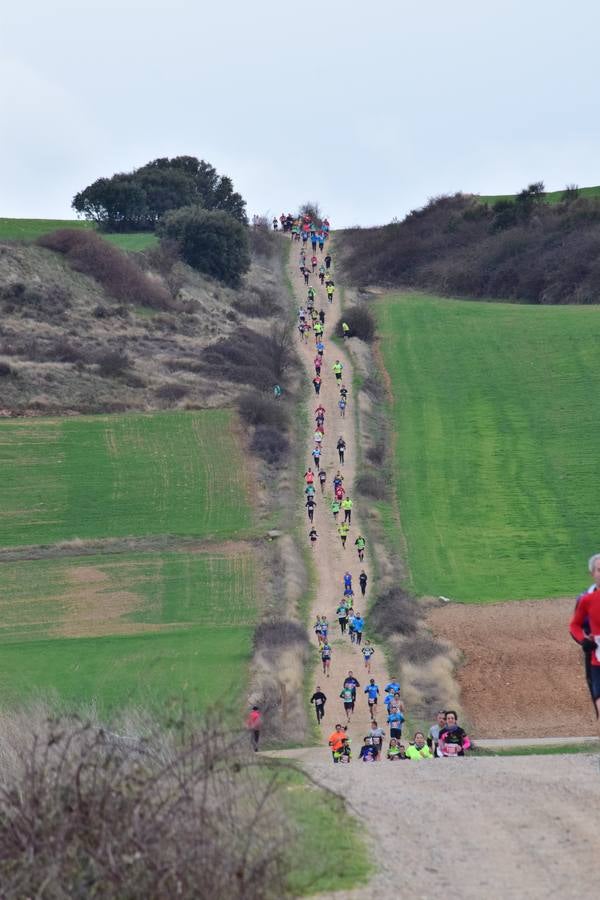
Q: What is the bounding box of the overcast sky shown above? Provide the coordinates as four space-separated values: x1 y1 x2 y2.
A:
2 0 600 227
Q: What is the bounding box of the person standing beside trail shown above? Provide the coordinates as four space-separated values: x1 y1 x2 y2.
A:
246 706 262 752
570 563 600 724
342 322 350 339
571 553 600 715
325 253 332 270
311 686 327 724
337 437 346 464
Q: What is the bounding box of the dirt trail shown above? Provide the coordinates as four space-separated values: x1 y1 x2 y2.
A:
286 247 391 749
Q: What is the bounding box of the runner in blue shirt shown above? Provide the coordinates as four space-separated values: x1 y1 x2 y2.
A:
385 679 401 695
364 678 380 714
343 571 352 590
353 614 364 646
387 709 405 740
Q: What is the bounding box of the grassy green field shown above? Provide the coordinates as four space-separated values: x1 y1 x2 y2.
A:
1 410 251 547
0 217 156 251
0 548 256 712
378 292 600 602
479 185 600 205
0 408 257 714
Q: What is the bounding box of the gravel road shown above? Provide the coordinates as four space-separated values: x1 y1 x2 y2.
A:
280 747 600 899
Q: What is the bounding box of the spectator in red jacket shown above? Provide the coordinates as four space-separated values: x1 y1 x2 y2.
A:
246 707 262 751
570 567 600 724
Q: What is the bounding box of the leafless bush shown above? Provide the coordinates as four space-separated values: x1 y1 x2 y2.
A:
251 425 289 463
204 325 296 390
254 619 308 651
401 632 443 663
0 280 72 320
370 586 419 637
235 284 280 318
38 229 172 309
96 349 131 377
355 471 388 499
238 392 289 430
155 382 190 401
0 708 291 899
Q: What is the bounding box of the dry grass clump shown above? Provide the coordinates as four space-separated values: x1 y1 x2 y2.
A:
38 229 172 309
0 706 291 899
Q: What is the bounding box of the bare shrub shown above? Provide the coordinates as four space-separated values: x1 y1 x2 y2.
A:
355 471 388 499
0 280 72 320
204 326 296 390
38 229 172 309
96 349 131 377
235 285 280 318
369 586 419 637
253 619 307 651
238 392 289 430
251 425 289 463
0 709 291 899
402 632 443 663
335 307 376 342
155 382 189 401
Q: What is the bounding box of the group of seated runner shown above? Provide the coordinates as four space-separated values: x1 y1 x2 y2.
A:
328 708 471 763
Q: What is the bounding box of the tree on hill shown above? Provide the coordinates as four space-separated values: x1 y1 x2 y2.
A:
72 156 247 232
157 206 250 285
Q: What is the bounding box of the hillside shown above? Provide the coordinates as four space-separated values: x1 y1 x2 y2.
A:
0 237 285 415
338 190 600 304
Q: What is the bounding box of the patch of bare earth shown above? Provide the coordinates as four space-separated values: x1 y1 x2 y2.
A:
427 597 595 737
56 565 173 639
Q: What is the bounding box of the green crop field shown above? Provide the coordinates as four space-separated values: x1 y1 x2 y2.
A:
0 409 256 713
479 185 600 205
0 548 257 712
1 410 251 547
0 217 156 251
378 292 600 602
